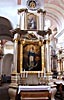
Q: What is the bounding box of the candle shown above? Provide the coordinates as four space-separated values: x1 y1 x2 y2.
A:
41 72 43 77
23 70 25 78
26 72 28 78
38 71 40 78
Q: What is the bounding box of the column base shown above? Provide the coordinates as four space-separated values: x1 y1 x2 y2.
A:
8 73 21 100
8 84 18 100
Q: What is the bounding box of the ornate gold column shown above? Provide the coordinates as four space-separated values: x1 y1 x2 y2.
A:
20 41 23 73
43 40 46 75
40 39 45 73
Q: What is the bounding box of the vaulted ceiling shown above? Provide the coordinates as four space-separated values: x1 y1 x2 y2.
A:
44 0 64 34
0 0 64 39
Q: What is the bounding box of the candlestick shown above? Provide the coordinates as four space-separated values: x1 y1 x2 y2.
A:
26 72 28 78
38 71 40 78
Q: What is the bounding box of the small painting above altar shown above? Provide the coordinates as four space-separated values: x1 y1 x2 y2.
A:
23 44 41 71
27 13 37 30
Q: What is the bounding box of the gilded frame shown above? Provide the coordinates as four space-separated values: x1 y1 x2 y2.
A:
20 40 45 73
27 13 37 30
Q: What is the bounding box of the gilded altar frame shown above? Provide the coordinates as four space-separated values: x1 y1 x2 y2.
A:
19 39 45 73
27 13 37 30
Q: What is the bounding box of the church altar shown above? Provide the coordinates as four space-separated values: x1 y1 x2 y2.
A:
17 85 56 100
8 1 57 100
18 85 51 93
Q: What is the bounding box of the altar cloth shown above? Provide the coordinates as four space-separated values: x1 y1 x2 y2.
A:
55 80 64 85
18 85 51 94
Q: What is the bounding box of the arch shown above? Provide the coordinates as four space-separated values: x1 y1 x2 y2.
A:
0 16 13 41
2 53 13 76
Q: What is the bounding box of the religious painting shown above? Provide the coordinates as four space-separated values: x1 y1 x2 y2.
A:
26 0 40 11
22 44 42 71
27 13 37 30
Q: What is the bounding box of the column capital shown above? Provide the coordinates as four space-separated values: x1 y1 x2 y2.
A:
37 9 46 15
18 8 28 14
13 33 20 42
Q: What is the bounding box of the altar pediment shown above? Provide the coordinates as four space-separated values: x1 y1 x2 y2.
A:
21 33 38 40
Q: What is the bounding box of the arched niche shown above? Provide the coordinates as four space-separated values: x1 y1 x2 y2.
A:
0 16 14 75
2 53 13 76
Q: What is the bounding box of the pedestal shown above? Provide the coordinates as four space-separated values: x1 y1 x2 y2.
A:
51 87 57 100
8 73 21 100
18 85 51 100
8 84 18 100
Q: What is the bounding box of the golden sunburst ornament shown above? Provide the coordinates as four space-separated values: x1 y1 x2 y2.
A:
26 0 40 11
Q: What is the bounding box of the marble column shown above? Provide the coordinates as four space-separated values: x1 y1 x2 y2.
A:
57 59 61 75
49 45 52 72
8 33 21 100
41 44 45 73
18 9 28 30
46 34 51 74
39 12 43 30
37 9 46 30
13 33 20 73
11 33 20 85
24 9 28 30
17 12 21 28
57 58 63 75
63 58 64 74
50 87 57 100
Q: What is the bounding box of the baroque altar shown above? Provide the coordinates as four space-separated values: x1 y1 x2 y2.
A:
10 7 52 85
8 2 57 100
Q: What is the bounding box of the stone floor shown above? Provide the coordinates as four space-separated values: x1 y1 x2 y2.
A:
55 91 64 100
0 83 10 100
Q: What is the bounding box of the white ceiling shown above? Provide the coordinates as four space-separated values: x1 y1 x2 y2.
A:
0 0 64 32
0 0 64 48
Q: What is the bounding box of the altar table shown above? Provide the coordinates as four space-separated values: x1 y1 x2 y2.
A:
18 85 57 100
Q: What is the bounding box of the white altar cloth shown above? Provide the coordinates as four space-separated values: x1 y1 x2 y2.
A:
18 85 51 94
55 80 64 85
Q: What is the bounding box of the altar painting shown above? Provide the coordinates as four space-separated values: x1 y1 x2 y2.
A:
23 44 41 71
27 13 37 30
